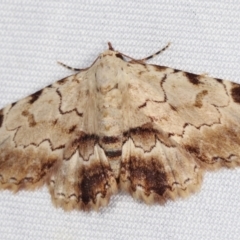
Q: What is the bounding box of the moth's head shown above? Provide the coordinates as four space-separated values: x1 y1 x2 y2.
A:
96 44 124 66
99 50 124 61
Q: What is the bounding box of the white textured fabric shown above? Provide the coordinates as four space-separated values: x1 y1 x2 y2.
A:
0 1 240 239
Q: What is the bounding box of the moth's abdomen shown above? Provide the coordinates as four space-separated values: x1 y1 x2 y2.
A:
99 135 123 178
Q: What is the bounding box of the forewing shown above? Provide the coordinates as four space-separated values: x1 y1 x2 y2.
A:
0 71 117 210
120 63 240 204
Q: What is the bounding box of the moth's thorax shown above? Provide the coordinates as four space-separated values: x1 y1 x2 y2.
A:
93 51 126 137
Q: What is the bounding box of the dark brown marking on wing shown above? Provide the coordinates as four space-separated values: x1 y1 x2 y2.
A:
29 89 43 104
215 78 223 83
138 102 147 109
194 90 208 108
160 74 168 102
185 72 201 85
185 145 200 156
11 102 17 108
21 110 37 127
169 104 177 111
123 156 170 196
115 53 124 60
0 155 57 189
231 83 240 103
0 111 3 128
41 161 56 173
152 65 168 72
38 158 58 180
76 134 99 145
68 125 77 134
57 77 68 85
80 164 111 205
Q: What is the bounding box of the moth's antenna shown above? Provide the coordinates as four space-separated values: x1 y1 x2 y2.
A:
113 42 171 64
57 61 82 72
108 42 114 51
138 42 171 62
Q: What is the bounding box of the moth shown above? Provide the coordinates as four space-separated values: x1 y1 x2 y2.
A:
0 43 240 211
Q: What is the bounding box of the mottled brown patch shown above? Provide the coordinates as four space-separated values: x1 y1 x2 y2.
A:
35 158 58 182
29 89 43 104
194 90 208 108
185 145 200 155
41 160 56 173
21 110 37 127
125 157 169 196
185 72 201 85
80 164 110 205
231 84 240 103
0 143 59 192
56 89 83 117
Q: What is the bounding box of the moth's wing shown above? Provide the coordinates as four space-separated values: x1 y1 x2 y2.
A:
144 66 240 169
120 63 240 204
0 72 117 210
120 124 203 204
